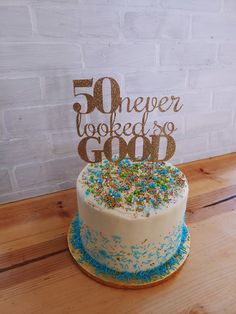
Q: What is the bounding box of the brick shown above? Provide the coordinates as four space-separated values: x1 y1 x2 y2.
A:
0 78 41 105
0 139 36 167
50 131 78 155
79 0 126 5
192 15 236 40
185 111 232 136
0 135 51 167
4 105 76 136
35 7 119 39
177 91 212 113
126 70 186 93
124 12 189 39
0 109 6 139
127 0 159 6
213 90 236 110
224 0 236 12
209 128 236 149
161 0 221 12
44 76 75 101
175 136 208 158
0 44 82 71
189 68 236 89
160 42 216 66
78 9 119 38
219 44 236 65
36 0 77 3
34 7 79 38
15 156 83 187
0 6 32 38
0 169 12 194
83 44 156 68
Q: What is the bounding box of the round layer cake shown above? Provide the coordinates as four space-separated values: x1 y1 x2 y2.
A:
76 158 188 273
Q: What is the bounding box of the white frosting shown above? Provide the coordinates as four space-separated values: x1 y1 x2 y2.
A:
76 162 188 272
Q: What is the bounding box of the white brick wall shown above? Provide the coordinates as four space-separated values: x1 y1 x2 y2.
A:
126 70 186 93
124 12 189 39
0 1 236 203
0 6 32 38
160 42 216 66
0 78 41 105
192 15 236 40
83 43 156 68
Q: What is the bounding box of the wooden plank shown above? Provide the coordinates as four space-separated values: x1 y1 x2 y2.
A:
0 190 77 270
186 197 236 224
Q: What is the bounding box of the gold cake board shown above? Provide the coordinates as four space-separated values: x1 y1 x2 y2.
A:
68 216 190 289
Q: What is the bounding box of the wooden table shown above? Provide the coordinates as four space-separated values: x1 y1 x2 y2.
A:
1 153 236 314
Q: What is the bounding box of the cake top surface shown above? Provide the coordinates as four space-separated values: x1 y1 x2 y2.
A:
78 158 188 218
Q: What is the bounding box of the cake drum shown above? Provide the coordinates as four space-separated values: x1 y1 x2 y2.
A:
67 215 191 289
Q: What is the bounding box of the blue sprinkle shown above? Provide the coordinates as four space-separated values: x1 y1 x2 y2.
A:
99 249 111 259
96 178 103 184
150 198 156 204
115 192 122 198
149 182 156 188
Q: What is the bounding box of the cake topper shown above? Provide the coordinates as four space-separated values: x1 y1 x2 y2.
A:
73 77 183 163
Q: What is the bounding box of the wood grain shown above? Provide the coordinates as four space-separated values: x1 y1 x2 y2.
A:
0 152 236 314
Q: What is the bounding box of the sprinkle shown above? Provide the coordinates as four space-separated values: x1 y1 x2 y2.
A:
127 194 133 203
81 158 187 216
149 182 156 188
150 198 156 204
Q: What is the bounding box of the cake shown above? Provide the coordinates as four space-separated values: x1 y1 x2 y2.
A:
73 158 189 278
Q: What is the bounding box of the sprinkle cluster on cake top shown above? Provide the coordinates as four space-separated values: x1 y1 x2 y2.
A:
79 158 187 218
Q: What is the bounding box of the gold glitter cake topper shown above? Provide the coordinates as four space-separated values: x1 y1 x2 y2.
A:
73 77 183 163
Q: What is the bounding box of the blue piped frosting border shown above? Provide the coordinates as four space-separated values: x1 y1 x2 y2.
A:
68 215 190 284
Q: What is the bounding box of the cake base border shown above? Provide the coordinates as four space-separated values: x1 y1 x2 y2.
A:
67 215 190 289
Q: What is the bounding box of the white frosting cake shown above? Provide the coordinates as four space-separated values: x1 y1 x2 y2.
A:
76 158 188 273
